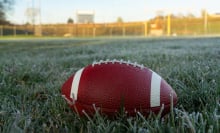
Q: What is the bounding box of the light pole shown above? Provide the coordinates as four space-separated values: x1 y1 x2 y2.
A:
32 0 35 25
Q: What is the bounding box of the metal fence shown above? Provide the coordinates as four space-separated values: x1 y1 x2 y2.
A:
1 17 220 37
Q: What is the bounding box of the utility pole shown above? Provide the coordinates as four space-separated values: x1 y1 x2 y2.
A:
39 0 41 25
31 0 35 35
32 0 35 26
36 0 42 36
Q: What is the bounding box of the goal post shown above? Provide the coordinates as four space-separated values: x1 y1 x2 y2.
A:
167 14 171 36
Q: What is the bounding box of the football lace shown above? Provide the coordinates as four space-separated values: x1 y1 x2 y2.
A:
92 59 145 69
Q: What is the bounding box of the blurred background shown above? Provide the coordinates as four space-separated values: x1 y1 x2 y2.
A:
1 0 220 37
1 1 220 132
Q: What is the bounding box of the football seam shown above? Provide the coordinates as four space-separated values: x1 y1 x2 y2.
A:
92 59 145 69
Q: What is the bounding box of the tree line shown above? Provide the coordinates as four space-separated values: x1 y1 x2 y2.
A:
0 0 14 25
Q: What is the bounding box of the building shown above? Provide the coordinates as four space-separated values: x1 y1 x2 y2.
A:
76 11 95 24
209 13 220 18
150 18 163 36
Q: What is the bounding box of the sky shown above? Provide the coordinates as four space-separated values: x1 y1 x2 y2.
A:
7 0 220 24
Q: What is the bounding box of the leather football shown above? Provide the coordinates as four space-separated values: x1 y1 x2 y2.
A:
61 60 177 117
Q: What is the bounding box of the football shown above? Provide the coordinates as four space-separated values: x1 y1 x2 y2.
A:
61 60 177 117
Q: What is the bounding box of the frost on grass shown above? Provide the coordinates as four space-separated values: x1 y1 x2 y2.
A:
0 37 220 132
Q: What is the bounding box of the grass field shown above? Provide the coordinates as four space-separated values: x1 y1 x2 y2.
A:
0 37 220 133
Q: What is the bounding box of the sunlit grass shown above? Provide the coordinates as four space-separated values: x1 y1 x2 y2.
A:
0 37 219 132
